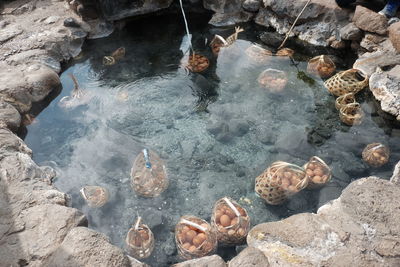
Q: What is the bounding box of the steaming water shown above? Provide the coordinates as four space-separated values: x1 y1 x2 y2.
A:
24 15 400 266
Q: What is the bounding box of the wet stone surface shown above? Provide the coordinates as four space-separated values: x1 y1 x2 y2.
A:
24 15 400 266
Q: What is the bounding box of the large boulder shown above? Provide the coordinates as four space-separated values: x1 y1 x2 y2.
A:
353 5 388 35
44 227 134 267
369 65 400 120
247 177 400 266
353 49 400 76
172 255 226 267
389 21 400 52
0 101 21 131
96 0 174 21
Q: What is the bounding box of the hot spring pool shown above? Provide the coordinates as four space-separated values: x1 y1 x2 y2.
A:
23 15 400 266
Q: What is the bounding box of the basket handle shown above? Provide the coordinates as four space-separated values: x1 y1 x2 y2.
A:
181 219 207 232
223 197 241 217
134 216 142 230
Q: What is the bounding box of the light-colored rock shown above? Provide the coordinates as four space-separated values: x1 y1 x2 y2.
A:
204 0 243 13
209 11 254 26
247 177 400 266
242 0 261 12
389 21 400 52
360 33 386 52
0 101 21 131
0 128 31 159
353 50 400 76
340 22 362 41
353 5 388 35
173 255 226 267
228 247 270 267
390 160 400 185
369 65 400 119
44 227 133 267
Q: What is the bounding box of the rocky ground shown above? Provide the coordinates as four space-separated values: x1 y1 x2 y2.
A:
1 0 400 266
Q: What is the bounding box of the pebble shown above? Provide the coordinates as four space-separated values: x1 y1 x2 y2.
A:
63 17 80 28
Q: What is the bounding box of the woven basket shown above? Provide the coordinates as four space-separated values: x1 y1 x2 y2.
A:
303 156 332 189
175 216 217 260
257 68 288 94
307 55 336 78
335 93 356 110
275 48 294 57
362 143 390 167
324 69 369 96
210 35 227 56
186 53 209 73
130 149 168 197
103 47 125 65
255 161 308 205
211 197 250 245
339 103 364 126
126 217 154 259
80 186 109 208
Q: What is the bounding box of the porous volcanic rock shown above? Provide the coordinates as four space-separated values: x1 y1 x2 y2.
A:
369 65 400 120
353 5 388 35
247 177 400 266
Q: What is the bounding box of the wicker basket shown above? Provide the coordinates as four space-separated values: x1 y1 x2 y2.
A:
186 53 209 73
335 93 356 110
210 35 227 56
257 68 288 94
245 45 273 64
126 217 155 259
103 47 125 65
339 103 364 126
362 143 390 167
80 186 109 208
255 161 308 205
275 48 294 57
175 216 218 260
130 148 168 197
307 55 336 78
324 69 369 96
210 197 250 245
303 156 332 189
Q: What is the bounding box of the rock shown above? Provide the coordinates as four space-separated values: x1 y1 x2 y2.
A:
353 6 388 35
353 50 400 76
172 255 226 267
390 160 400 185
64 17 81 28
208 11 254 27
360 33 386 52
0 101 21 131
25 64 61 102
96 0 174 21
340 23 362 41
228 247 269 267
204 0 242 13
389 22 400 52
0 28 23 43
247 177 400 266
0 129 31 159
242 0 261 12
369 65 400 119
44 16 59 24
44 227 133 267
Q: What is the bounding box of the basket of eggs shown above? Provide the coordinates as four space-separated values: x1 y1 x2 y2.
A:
175 216 218 260
307 55 336 78
255 161 308 205
362 143 390 167
303 156 332 189
125 217 155 259
257 68 288 94
80 186 109 208
186 53 209 73
130 148 169 197
211 197 250 245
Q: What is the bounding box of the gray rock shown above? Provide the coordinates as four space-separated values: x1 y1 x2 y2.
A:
173 255 226 267
44 227 133 267
0 129 31 159
340 23 362 41
142 209 163 228
204 0 243 13
228 247 269 266
0 101 21 131
247 177 400 266
390 160 400 185
96 0 174 21
353 50 400 76
44 16 59 24
353 5 388 35
0 28 23 43
369 65 400 120
208 11 254 27
242 0 261 12
360 33 386 52
64 17 81 28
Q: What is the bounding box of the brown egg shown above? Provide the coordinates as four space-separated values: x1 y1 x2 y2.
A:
313 175 322 183
196 233 207 244
308 163 316 170
231 217 239 226
284 171 292 179
202 241 213 252
192 235 203 247
372 152 380 158
139 230 149 240
314 168 324 176
306 169 314 177
281 177 290 188
228 229 236 236
287 185 297 192
237 228 246 236
189 245 197 253
182 242 191 250
220 215 231 227
186 230 197 243
225 209 236 219
134 236 142 247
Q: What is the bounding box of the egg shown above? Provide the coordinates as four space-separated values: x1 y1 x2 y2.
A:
313 175 322 183
225 209 236 219
314 168 324 176
228 229 236 236
192 236 203 247
186 230 197 243
189 245 197 253
196 233 207 244
139 230 149 240
220 215 231 227
237 228 246 236
231 217 239 226
182 242 191 250
306 169 314 177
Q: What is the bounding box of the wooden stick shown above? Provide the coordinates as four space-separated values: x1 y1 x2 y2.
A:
278 0 312 50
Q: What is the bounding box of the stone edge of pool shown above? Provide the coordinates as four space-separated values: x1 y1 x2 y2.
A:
0 0 400 266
